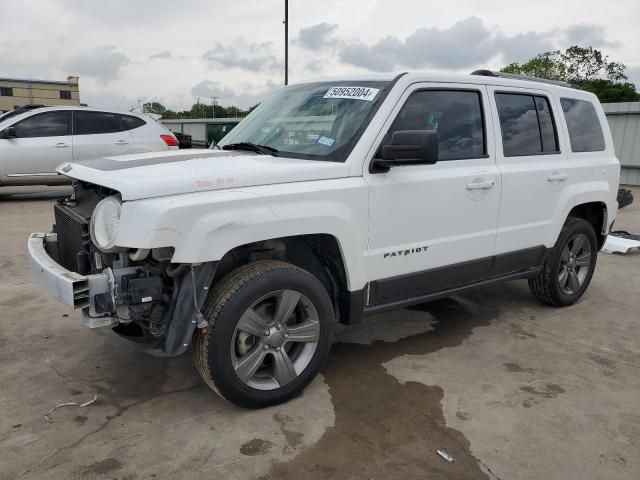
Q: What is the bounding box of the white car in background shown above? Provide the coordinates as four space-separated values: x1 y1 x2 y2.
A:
0 106 178 186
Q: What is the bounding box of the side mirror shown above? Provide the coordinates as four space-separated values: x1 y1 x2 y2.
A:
1 126 17 139
371 130 438 173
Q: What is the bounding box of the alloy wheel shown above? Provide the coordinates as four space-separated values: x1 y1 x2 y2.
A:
230 289 320 391
558 233 592 295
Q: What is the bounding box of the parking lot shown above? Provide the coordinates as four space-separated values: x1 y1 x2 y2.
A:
1 185 638 480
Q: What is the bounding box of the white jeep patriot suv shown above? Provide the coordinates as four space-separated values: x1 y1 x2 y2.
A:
29 71 620 408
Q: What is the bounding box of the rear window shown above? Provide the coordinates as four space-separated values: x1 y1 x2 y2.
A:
560 98 605 152
75 111 123 135
121 115 146 130
495 93 559 157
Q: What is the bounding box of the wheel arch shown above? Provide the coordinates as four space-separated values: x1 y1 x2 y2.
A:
211 234 364 325
567 201 608 249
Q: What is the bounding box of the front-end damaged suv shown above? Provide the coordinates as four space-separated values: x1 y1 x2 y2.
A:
29 72 620 408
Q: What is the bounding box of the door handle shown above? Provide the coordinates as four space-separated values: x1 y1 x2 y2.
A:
54 142 70 148
466 180 495 190
547 172 568 182
114 140 129 145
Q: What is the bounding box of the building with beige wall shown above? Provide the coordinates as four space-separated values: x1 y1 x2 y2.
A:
0 76 80 113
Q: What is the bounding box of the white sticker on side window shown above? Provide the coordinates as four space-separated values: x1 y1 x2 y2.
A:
324 86 380 101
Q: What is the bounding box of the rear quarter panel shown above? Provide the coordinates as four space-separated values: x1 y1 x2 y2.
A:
128 120 174 153
552 90 620 242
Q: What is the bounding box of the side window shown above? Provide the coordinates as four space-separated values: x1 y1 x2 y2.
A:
120 115 146 130
495 93 559 156
75 111 123 135
60 90 72 100
13 111 71 138
385 90 485 161
560 98 605 152
1 87 13 96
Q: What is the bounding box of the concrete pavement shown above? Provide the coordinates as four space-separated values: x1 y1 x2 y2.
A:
1 185 638 480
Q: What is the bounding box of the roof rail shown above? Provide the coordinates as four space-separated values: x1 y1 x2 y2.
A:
470 70 579 89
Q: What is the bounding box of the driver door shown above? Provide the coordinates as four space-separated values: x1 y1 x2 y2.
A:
364 84 501 305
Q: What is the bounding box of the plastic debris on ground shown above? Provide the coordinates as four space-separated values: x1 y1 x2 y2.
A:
436 449 455 463
44 393 98 422
602 231 640 254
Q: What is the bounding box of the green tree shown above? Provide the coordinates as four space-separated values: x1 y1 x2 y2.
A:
142 101 167 115
501 46 639 102
502 51 567 81
162 109 178 119
560 46 626 82
139 101 255 120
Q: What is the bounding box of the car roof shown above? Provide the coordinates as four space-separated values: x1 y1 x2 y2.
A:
294 71 596 99
16 105 146 116
0 105 148 128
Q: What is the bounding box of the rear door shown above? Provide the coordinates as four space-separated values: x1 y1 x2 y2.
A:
487 86 573 258
0 110 72 183
72 110 134 161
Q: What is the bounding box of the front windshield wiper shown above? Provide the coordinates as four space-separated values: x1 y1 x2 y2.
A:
221 142 279 156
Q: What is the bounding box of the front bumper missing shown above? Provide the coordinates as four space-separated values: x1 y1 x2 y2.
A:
29 232 218 355
28 233 116 328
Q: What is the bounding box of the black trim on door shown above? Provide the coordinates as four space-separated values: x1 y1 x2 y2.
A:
368 245 549 306
364 268 541 316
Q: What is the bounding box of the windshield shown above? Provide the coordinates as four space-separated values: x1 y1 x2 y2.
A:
217 81 391 162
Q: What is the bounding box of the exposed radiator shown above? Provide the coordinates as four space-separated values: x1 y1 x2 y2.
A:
54 204 91 274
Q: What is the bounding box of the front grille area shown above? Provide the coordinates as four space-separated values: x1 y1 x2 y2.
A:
54 204 91 274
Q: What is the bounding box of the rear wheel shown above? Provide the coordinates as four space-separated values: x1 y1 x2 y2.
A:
193 260 334 408
528 217 598 307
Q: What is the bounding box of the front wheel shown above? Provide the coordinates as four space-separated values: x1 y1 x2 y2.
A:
529 217 598 307
193 260 334 408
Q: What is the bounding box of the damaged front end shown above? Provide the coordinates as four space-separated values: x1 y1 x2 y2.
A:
28 181 215 357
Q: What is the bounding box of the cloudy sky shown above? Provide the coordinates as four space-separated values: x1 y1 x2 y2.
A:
1 0 638 111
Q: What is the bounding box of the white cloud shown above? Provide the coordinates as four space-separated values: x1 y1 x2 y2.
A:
202 38 282 72
298 23 339 50
192 80 279 108
149 51 173 61
337 18 622 72
0 0 637 110
191 80 236 100
64 46 130 84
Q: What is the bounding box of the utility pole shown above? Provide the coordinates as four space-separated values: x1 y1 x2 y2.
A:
211 96 218 119
284 0 288 85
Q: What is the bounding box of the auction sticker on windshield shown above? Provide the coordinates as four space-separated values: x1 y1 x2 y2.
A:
324 86 380 101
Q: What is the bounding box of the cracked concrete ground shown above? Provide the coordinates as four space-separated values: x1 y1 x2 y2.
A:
1 185 639 480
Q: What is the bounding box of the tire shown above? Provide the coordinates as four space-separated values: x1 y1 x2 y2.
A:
528 217 598 307
193 260 334 408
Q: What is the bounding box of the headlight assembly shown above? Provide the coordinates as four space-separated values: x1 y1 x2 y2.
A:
90 195 122 252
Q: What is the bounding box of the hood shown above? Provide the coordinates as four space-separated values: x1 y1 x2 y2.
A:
57 149 350 201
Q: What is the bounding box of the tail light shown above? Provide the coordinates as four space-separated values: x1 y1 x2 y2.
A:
160 134 179 147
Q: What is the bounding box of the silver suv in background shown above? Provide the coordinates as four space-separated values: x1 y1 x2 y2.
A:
0 106 178 186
